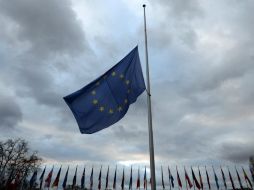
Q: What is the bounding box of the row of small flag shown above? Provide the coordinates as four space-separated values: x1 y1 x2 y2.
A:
30 166 254 189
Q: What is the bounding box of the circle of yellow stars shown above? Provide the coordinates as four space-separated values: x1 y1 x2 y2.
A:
90 70 131 115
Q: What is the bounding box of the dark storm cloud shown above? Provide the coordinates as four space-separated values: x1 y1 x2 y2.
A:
0 0 89 57
0 95 22 129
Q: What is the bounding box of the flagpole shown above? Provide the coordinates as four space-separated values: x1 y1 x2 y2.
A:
142 4 156 190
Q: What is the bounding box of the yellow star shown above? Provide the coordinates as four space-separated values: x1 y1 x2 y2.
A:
103 75 107 79
120 74 124 79
111 71 116 76
124 99 128 104
109 109 114 114
127 89 131 94
99 106 104 112
118 106 123 112
96 81 100 86
92 99 98 105
91 90 96 95
125 80 130 85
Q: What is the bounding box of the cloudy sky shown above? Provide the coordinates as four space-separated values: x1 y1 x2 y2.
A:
0 0 254 185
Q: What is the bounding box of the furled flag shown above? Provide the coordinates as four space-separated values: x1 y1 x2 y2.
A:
192 167 201 189
235 167 244 190
90 167 94 190
198 167 203 190
212 167 219 190
168 166 174 188
81 166 86 189
64 46 146 134
106 166 109 189
176 166 182 188
52 166 62 188
184 167 193 189
129 166 133 190
228 168 236 190
39 166 46 190
62 166 69 189
220 166 227 190
136 168 140 189
205 166 211 190
98 166 102 190
250 157 254 183
72 166 78 189
44 166 54 188
161 166 165 190
242 167 253 189
113 166 117 189
29 170 37 188
121 168 125 190
144 166 147 190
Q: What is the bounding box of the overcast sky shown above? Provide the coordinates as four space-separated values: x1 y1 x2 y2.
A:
0 0 254 185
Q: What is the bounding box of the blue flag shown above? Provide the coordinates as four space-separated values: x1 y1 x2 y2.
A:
64 46 146 134
62 166 69 189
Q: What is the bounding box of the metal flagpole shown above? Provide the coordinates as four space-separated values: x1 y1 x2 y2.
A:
143 4 156 190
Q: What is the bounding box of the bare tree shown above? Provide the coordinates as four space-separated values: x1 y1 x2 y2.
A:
0 138 42 190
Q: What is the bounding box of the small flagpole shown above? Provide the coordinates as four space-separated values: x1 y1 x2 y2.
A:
142 4 156 190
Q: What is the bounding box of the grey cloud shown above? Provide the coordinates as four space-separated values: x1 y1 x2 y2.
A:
0 95 22 129
0 0 89 57
219 140 254 163
152 0 203 20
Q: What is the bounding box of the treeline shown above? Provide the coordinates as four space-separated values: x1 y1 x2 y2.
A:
0 138 42 190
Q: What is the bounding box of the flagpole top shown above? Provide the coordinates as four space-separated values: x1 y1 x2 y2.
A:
143 4 146 8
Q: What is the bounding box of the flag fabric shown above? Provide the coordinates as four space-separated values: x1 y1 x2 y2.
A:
176 166 182 188
52 166 61 187
161 166 165 190
62 166 69 189
106 166 109 189
242 167 253 189
136 168 140 189
81 167 86 189
220 167 227 190
44 166 54 188
250 162 254 183
64 46 146 134
168 166 174 188
144 167 147 190
205 167 211 190
212 167 219 190
113 166 117 189
121 168 125 190
198 167 203 190
129 166 133 190
228 168 236 190
29 170 37 188
235 167 244 190
72 166 78 189
90 167 94 190
192 168 201 189
184 167 193 189
39 166 46 190
98 167 102 190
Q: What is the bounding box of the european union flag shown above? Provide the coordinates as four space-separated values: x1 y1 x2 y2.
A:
63 46 146 134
